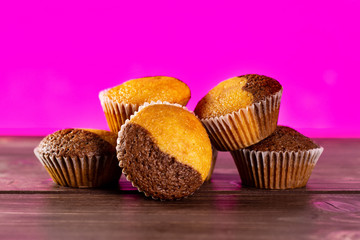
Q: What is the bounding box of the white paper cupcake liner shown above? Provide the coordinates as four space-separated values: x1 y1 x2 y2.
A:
34 150 121 188
230 147 324 189
117 101 211 200
201 89 283 151
204 145 218 183
99 89 139 133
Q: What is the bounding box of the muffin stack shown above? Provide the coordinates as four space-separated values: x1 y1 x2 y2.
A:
34 74 323 201
117 102 212 200
99 76 215 200
194 74 323 189
34 76 215 200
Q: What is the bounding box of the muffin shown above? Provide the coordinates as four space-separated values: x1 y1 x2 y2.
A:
194 74 283 151
99 76 191 133
117 102 212 200
230 126 323 189
34 129 121 188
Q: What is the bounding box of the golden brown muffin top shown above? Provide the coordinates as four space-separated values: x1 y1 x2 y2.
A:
194 74 282 119
103 76 191 106
80 129 117 148
246 126 320 152
128 104 212 181
35 129 117 158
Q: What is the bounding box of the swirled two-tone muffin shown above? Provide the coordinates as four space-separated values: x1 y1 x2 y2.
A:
99 76 191 133
117 102 212 200
230 126 323 189
34 129 121 188
195 74 283 151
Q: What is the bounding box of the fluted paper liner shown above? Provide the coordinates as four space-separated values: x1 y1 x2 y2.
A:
230 147 323 189
99 89 139 133
34 150 121 188
201 89 283 151
117 101 211 200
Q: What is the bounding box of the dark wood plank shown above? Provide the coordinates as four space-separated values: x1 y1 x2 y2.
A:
1 193 360 240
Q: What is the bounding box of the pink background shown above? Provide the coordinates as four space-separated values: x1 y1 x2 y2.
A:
1 1 359 137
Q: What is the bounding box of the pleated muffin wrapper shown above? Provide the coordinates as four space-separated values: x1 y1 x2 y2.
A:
230 147 324 189
117 101 213 200
201 89 283 151
34 150 121 188
99 89 140 133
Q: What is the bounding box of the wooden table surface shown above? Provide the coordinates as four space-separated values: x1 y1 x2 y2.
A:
1 137 360 240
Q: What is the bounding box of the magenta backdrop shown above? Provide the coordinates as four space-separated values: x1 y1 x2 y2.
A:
1 1 359 137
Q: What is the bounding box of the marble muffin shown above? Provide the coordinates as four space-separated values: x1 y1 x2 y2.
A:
117 102 212 200
34 129 121 188
99 76 191 133
230 126 323 189
194 74 283 151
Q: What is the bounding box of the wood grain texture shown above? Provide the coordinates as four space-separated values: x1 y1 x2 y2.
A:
1 137 360 239
1 193 360 240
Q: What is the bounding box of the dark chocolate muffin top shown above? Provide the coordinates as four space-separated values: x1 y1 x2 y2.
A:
246 126 320 152
241 74 282 103
35 129 116 158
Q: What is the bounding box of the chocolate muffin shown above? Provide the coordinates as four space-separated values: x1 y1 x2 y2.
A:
117 102 212 200
194 74 283 151
34 129 121 188
99 76 191 133
230 126 323 189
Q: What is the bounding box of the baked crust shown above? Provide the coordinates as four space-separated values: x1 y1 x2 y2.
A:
246 126 320 152
241 74 282 103
35 129 116 158
194 74 282 119
103 76 191 106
